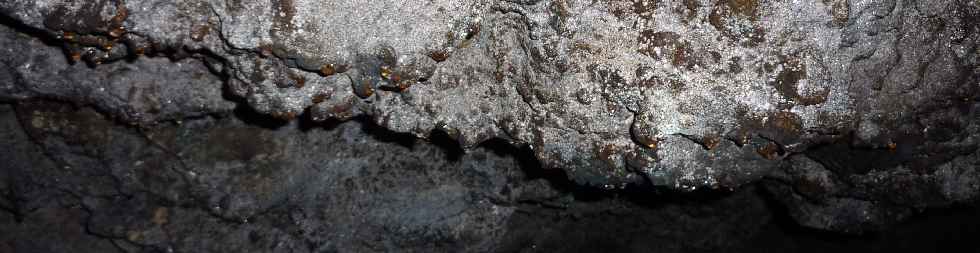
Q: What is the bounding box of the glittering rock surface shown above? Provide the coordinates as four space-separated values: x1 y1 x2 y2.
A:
3 0 978 188
1 0 979 249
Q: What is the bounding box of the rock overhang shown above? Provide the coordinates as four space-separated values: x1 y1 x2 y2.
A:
1 0 977 191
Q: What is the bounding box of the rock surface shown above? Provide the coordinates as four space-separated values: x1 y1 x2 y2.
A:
1 0 980 248
2 0 978 189
2 100 526 252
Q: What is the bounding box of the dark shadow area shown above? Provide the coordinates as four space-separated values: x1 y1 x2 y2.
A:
0 173 24 223
428 128 465 161
745 188 980 252
501 180 980 252
231 105 289 130
477 137 741 207
752 183 879 239
296 108 344 132
0 14 63 47
296 113 465 161
617 182 741 206
294 113 417 149
356 116 417 149
477 138 574 193
804 131 924 176
470 134 980 252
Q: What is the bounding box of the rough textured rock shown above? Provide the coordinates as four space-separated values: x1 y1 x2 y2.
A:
3 100 980 252
2 0 978 190
0 101 779 252
1 0 980 245
0 24 235 124
2 101 525 252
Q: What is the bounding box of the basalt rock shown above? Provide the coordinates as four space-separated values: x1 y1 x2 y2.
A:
1 0 979 237
3 0 978 189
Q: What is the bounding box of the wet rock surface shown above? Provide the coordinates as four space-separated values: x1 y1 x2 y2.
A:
1 0 980 251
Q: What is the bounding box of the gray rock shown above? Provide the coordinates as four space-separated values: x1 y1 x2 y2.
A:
0 25 235 124
2 0 978 189
0 101 774 252
1 0 979 236
4 100 528 252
